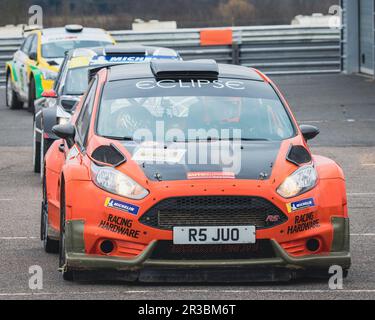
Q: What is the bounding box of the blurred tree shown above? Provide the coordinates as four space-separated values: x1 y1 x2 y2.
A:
0 0 338 29
219 0 256 25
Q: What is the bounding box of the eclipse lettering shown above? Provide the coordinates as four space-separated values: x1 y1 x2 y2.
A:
136 79 245 90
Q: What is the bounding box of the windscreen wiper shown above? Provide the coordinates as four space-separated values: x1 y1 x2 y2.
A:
183 137 270 142
230 138 270 141
101 135 134 141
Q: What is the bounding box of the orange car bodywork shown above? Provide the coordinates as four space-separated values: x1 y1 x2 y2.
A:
44 67 350 275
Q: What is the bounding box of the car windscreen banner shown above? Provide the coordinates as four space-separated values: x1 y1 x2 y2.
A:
102 78 279 99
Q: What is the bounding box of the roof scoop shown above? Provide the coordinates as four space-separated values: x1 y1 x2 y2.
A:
65 24 84 33
150 59 219 81
103 46 146 56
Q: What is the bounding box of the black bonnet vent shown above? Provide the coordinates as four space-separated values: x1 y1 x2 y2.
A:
286 145 311 166
91 144 126 167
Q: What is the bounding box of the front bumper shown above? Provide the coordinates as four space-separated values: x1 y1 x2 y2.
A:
64 217 351 274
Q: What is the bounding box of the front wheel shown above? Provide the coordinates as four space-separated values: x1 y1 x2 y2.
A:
59 181 74 281
33 119 41 173
6 72 23 110
28 77 36 113
40 171 59 253
40 134 54 181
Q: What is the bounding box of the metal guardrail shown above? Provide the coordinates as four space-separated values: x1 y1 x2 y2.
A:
0 25 341 85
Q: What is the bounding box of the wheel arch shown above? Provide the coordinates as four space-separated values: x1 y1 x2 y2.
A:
29 66 44 98
5 61 16 83
313 155 345 180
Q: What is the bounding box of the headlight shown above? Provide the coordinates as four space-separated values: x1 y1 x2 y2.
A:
58 117 70 125
40 68 58 81
277 165 317 198
91 163 149 200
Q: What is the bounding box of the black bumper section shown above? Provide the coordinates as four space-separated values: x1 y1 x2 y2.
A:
63 217 351 282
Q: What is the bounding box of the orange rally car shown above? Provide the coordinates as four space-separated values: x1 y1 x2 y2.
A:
41 60 351 282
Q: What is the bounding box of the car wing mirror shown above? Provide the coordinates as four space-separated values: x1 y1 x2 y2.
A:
52 124 75 149
60 95 80 111
300 125 320 141
29 51 37 61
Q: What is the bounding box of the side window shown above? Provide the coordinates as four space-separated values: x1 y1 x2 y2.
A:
21 35 34 55
75 79 97 149
29 35 38 59
54 55 69 93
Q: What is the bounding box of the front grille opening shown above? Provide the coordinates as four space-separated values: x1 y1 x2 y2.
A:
139 196 287 230
149 240 276 260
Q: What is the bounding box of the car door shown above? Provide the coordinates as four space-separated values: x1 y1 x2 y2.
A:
12 35 32 97
18 35 34 99
45 79 97 231
23 34 38 99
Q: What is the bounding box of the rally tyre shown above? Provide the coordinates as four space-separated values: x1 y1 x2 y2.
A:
33 119 41 173
6 71 23 109
59 181 74 281
41 172 59 253
28 77 36 113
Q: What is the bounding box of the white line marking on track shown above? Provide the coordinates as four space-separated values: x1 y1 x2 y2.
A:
0 198 39 202
302 119 375 123
0 237 37 240
300 120 328 124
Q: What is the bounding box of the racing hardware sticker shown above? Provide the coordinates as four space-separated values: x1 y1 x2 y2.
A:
104 197 140 216
187 171 235 180
132 148 186 163
99 214 140 239
286 198 315 213
287 213 320 235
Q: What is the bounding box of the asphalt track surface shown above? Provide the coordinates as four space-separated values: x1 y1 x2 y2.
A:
0 74 374 300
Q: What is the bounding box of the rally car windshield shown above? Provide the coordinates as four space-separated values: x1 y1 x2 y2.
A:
96 78 295 142
64 67 89 95
42 40 112 59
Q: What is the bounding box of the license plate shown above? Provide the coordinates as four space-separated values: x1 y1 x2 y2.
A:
173 226 256 245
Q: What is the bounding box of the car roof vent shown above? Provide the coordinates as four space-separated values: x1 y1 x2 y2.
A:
65 24 84 33
151 59 219 81
286 145 312 166
91 144 126 167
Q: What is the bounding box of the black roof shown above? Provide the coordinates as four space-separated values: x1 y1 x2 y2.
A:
107 60 264 82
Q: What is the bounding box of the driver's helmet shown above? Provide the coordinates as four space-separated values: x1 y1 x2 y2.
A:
201 96 242 124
